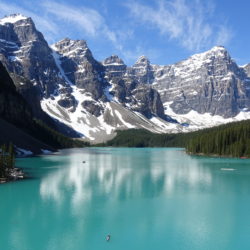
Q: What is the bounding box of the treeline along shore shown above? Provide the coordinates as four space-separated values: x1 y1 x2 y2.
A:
0 143 24 183
2 119 249 184
98 119 250 158
186 119 250 158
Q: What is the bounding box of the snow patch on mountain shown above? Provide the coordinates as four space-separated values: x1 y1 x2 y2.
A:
114 110 135 128
51 49 72 85
150 116 178 130
41 91 185 143
164 102 250 131
16 147 33 156
103 85 114 101
0 14 28 25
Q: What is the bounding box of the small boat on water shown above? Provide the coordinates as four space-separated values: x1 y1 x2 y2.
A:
106 235 111 241
221 168 236 171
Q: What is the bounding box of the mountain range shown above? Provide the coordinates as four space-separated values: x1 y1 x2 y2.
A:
1 14 250 143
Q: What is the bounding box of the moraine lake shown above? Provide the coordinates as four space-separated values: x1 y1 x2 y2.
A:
1 148 250 250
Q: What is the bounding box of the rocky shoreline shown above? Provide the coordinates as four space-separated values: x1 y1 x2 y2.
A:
0 167 26 184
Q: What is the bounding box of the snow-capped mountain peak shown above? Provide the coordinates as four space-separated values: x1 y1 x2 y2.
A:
52 38 88 50
51 38 89 57
243 63 250 77
0 14 29 25
103 55 125 66
185 45 230 65
134 55 150 66
209 45 226 51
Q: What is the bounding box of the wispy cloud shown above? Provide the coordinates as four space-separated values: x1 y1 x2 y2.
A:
125 0 232 51
0 0 233 65
41 1 122 49
0 0 121 48
42 1 105 37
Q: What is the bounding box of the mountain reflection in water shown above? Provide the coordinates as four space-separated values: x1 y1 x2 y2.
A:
40 148 213 211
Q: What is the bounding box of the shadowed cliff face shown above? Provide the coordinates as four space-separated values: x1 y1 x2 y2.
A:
0 62 54 153
0 62 85 152
0 61 33 128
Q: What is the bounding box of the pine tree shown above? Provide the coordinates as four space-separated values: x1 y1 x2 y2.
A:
0 147 4 178
0 144 7 177
7 143 15 169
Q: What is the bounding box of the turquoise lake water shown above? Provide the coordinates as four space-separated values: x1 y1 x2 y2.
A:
1 147 250 250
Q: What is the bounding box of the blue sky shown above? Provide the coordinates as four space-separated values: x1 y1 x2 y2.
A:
0 0 249 66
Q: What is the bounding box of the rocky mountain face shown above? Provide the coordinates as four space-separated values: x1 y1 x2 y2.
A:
102 55 166 119
1 14 250 142
52 38 106 100
243 64 250 78
0 14 64 97
152 47 250 118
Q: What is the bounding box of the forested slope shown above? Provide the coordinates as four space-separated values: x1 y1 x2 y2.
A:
101 129 192 147
186 120 250 157
102 120 250 158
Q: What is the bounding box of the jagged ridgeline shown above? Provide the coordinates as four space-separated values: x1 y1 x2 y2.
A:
1 14 250 144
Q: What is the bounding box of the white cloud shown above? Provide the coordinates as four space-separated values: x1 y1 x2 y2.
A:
125 0 232 51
